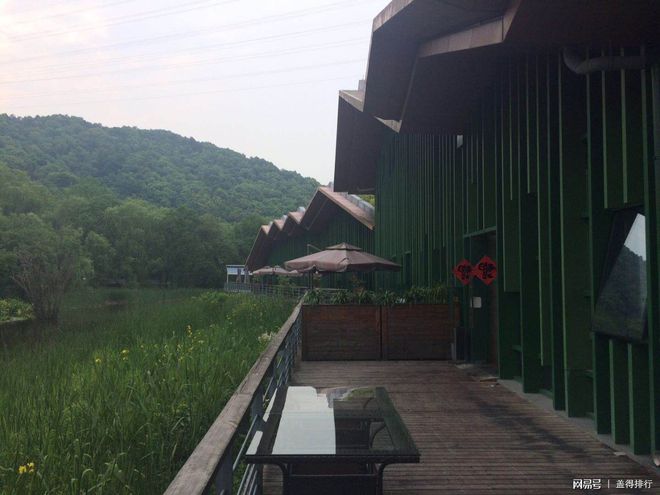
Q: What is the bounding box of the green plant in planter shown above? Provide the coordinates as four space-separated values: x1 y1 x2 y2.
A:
428 284 449 304
355 289 374 305
304 289 321 305
375 290 397 306
403 286 426 304
332 290 353 304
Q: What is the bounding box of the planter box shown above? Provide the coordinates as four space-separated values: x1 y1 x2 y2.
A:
302 305 381 361
382 304 459 360
301 303 460 361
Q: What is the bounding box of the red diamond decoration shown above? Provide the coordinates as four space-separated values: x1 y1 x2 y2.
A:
452 259 474 285
474 255 498 285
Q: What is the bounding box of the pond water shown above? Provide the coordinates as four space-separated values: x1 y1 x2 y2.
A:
0 302 129 351
0 288 204 352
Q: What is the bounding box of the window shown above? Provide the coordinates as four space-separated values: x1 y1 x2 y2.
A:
593 211 647 341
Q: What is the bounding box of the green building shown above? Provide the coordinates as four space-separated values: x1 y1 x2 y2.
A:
333 1 660 460
245 186 375 287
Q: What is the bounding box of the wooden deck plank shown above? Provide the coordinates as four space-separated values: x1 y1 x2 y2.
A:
262 361 660 494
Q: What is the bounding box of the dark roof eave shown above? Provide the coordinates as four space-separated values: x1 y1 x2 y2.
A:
334 91 393 193
363 0 511 120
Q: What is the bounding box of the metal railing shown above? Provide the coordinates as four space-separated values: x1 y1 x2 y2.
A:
224 282 308 299
164 301 303 495
224 283 344 302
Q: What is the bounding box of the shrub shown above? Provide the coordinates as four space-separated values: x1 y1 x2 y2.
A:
0 298 34 322
105 289 131 304
195 291 229 308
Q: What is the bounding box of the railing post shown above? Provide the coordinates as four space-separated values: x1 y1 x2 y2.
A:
163 303 302 495
250 385 264 494
287 327 296 383
214 447 233 495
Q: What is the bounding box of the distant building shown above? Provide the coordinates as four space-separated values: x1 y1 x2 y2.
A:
245 185 375 287
225 264 248 286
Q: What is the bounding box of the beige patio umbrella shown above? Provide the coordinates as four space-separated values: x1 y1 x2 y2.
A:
251 265 302 277
284 243 401 273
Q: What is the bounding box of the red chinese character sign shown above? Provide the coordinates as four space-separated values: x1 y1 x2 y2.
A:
452 257 498 286
452 259 474 285
474 255 497 285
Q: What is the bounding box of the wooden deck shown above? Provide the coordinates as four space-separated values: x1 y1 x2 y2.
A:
263 361 660 494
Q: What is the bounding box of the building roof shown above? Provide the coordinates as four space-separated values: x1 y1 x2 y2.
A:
244 187 375 271
334 90 396 193
363 0 509 120
335 0 660 191
281 209 305 235
301 186 375 232
245 225 272 273
364 0 659 122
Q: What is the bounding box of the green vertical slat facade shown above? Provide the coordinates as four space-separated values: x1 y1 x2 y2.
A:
647 64 660 456
372 51 659 459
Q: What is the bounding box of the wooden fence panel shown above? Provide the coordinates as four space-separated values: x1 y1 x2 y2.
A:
382 305 458 360
302 305 381 360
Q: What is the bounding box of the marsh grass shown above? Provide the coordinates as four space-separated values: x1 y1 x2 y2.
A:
0 291 293 494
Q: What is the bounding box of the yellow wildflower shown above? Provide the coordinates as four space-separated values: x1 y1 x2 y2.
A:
27 462 35 473
94 357 102 364
18 465 27 474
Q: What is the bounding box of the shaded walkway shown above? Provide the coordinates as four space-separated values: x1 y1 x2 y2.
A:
264 361 660 494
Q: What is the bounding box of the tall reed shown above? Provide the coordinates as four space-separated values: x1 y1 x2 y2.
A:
0 291 293 494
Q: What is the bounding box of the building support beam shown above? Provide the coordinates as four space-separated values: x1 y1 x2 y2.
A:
586 60 615 434
497 66 521 379
519 56 542 392
542 54 565 411
628 343 650 454
647 64 660 457
610 340 630 444
559 58 592 417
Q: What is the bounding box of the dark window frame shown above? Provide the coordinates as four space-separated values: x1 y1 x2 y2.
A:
593 207 648 342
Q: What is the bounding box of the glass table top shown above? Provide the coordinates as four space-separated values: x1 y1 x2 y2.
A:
246 386 419 462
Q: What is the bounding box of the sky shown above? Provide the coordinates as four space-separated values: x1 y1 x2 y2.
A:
0 0 389 183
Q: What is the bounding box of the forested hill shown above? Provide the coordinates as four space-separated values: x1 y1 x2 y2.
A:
0 114 318 222
0 114 318 291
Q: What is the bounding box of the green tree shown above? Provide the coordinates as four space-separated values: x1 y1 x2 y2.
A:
159 208 236 287
100 200 165 285
0 214 88 321
0 114 318 222
84 231 115 285
0 163 53 215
